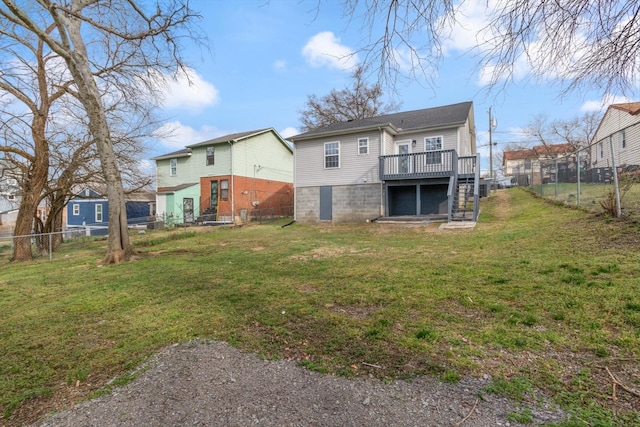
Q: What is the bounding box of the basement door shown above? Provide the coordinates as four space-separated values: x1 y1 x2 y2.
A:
319 186 332 220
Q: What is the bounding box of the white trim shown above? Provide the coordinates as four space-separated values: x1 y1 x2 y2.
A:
324 141 340 169
357 137 369 155
73 204 80 215
95 204 103 222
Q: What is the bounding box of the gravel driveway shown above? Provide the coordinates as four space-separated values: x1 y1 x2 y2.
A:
37 340 566 426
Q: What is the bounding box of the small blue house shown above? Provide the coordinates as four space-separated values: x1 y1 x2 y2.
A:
66 188 154 235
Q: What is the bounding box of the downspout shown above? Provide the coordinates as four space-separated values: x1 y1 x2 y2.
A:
291 138 297 221
229 139 235 223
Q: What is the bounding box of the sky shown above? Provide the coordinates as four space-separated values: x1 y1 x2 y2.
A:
147 0 635 175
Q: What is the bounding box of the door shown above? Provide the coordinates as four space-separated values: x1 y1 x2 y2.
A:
319 186 332 220
210 181 219 211
397 142 411 174
183 198 194 223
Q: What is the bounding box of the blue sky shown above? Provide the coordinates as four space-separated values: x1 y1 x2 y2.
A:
149 0 634 173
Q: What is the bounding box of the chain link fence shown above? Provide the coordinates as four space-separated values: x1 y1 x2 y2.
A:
510 122 640 218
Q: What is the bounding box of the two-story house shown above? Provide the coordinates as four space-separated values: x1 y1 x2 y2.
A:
591 102 640 176
153 128 294 225
289 102 478 223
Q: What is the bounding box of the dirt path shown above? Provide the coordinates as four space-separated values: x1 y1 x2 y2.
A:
35 340 565 426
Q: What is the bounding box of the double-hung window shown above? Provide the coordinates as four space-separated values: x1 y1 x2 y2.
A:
206 146 215 165
95 204 103 222
324 141 340 169
358 138 369 155
424 136 443 165
170 158 177 176
598 142 604 159
620 130 626 150
220 179 229 200
73 204 80 215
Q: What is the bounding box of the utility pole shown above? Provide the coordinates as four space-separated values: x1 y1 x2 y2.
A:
489 107 498 186
488 107 496 184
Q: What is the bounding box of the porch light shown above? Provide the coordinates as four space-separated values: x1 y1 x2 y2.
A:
412 139 416 147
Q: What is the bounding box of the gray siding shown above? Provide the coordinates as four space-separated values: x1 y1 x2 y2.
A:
294 130 382 188
295 183 383 223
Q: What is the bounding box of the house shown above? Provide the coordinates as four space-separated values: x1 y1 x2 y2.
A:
66 188 155 235
152 128 294 225
289 102 478 223
0 176 20 231
590 102 640 178
502 143 575 186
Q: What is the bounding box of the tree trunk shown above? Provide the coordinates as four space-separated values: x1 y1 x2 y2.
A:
59 9 134 264
12 113 49 261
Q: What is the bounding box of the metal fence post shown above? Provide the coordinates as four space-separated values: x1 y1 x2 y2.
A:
576 150 581 207
609 136 622 217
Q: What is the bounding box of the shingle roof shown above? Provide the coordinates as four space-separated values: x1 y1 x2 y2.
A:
157 183 199 193
291 101 473 140
611 102 640 115
187 128 271 148
151 148 192 161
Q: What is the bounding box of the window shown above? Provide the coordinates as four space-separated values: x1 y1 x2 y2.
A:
170 158 177 176
95 204 103 222
206 146 215 165
424 136 443 165
324 142 340 168
620 130 626 150
599 142 604 159
7 178 17 186
524 159 532 170
220 179 229 200
358 138 369 155
73 204 80 215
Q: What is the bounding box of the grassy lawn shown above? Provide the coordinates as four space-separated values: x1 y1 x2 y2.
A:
532 181 640 216
1 189 639 425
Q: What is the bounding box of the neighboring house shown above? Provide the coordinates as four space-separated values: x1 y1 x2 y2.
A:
0 176 20 230
152 128 294 225
66 188 154 235
502 143 575 186
289 101 478 223
590 102 640 175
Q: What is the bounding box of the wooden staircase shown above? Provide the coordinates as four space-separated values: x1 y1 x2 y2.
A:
450 176 476 221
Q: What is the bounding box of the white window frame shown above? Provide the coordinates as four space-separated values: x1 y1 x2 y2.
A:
324 141 340 169
169 158 177 176
7 178 17 186
598 142 604 159
358 137 369 155
619 130 626 150
73 204 80 215
95 204 103 222
424 136 443 165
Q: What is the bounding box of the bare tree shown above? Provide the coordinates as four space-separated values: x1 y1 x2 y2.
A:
299 66 400 131
341 1 640 96
0 0 199 264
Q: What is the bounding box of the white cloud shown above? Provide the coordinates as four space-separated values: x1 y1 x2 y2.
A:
441 0 495 54
273 60 287 70
153 121 225 151
302 31 359 71
279 127 298 138
157 68 219 112
581 94 631 113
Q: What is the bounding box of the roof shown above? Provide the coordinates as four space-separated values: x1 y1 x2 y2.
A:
157 183 199 194
187 128 272 148
151 148 192 161
503 143 575 163
124 191 156 203
290 101 473 141
152 128 293 161
610 102 640 116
